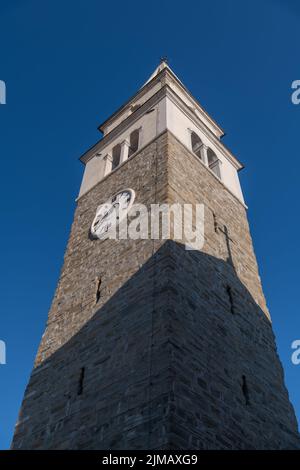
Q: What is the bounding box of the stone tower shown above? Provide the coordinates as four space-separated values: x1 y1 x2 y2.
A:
12 62 299 449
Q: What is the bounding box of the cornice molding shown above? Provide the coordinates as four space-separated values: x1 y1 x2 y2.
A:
79 87 166 164
80 84 243 171
165 87 244 171
77 129 247 211
98 67 225 139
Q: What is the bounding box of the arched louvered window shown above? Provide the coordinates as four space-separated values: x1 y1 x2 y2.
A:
207 148 221 179
128 129 140 158
112 144 121 170
191 131 203 160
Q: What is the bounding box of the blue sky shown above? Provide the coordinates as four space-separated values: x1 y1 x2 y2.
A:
0 0 299 449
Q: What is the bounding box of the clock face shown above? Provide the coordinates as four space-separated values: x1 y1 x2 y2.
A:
91 189 135 239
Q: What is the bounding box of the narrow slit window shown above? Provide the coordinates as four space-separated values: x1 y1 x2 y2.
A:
226 285 235 314
213 212 218 233
95 277 102 303
242 375 250 405
77 367 85 396
128 129 140 158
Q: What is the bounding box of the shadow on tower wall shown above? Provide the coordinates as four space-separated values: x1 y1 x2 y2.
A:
11 240 300 450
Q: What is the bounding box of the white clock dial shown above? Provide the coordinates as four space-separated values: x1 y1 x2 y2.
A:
91 189 135 239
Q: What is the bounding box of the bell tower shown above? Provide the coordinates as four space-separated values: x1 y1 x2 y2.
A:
12 62 300 449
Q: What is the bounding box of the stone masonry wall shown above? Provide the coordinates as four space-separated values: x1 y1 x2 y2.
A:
12 132 172 449
11 131 300 449
163 133 300 448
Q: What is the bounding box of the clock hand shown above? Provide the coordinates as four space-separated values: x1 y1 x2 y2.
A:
102 204 115 219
